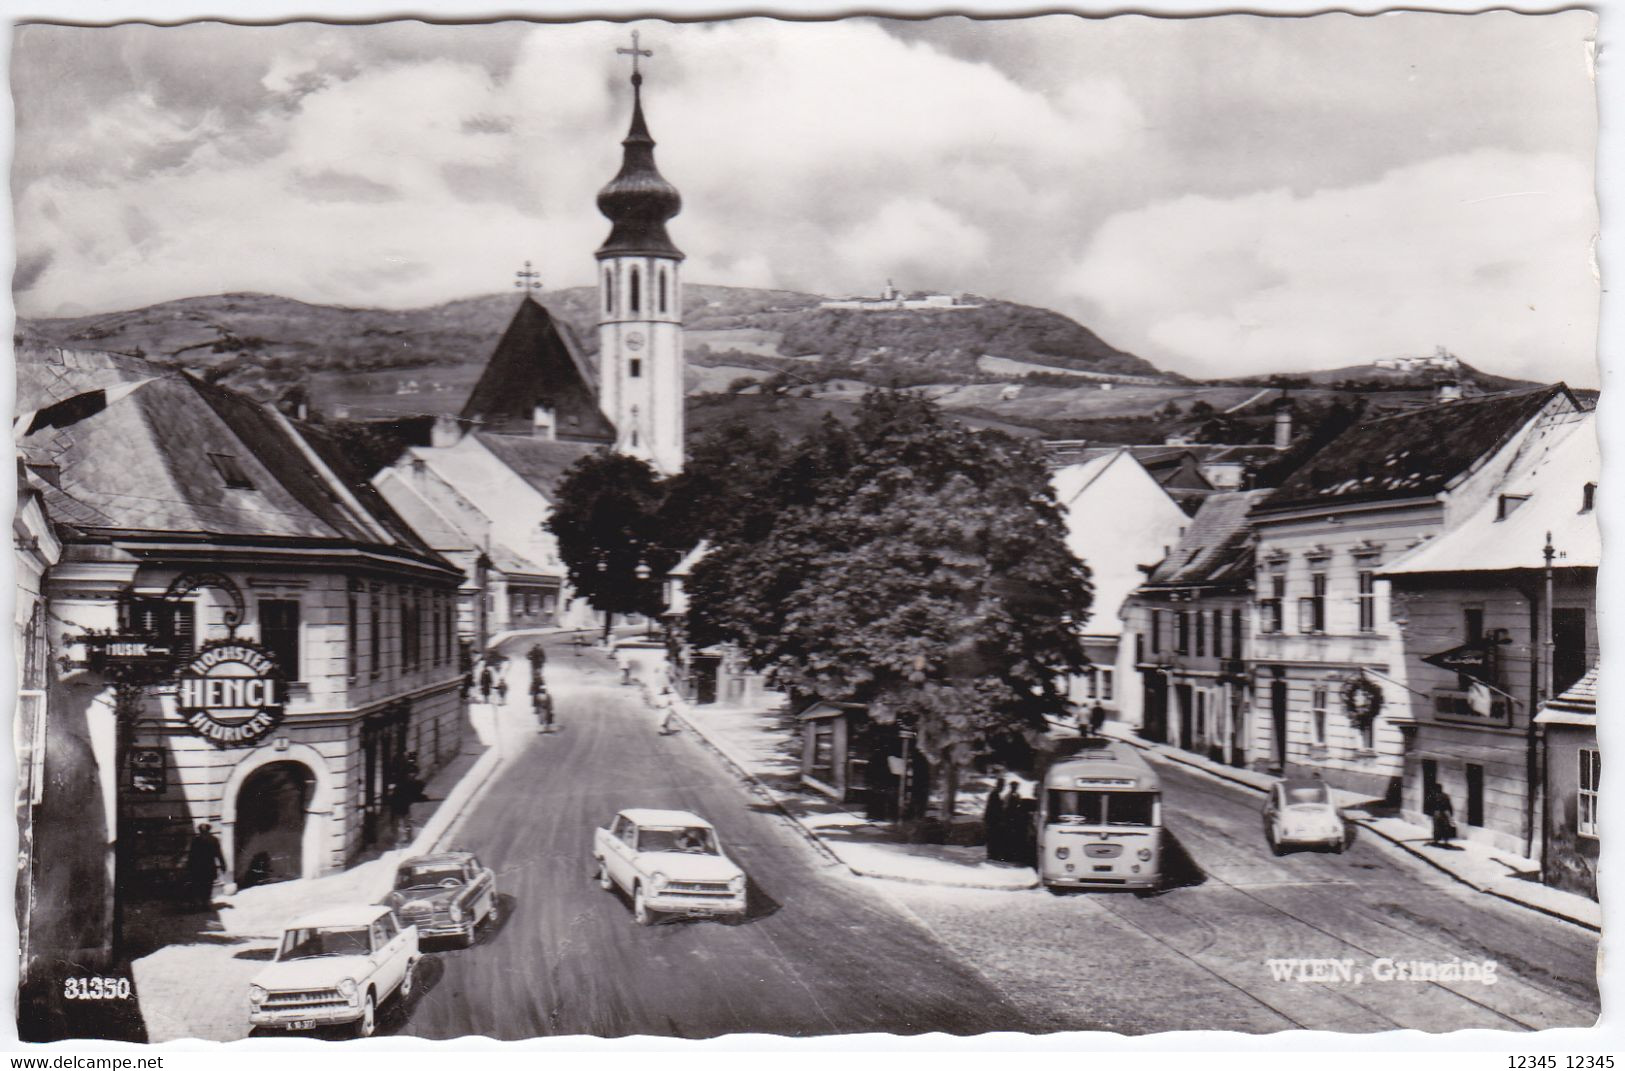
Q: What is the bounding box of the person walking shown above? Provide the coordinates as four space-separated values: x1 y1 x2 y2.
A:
478 663 493 703
534 684 555 732
983 776 1007 862
1089 702 1107 737
1428 785 1457 848
495 674 509 703
185 823 227 910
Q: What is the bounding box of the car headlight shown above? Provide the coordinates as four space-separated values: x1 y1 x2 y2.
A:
1137 848 1153 861
449 903 464 922
1055 846 1070 860
650 872 668 892
728 874 746 894
248 985 267 1005
337 978 358 1001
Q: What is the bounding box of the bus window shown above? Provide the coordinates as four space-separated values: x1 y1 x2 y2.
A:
1107 792 1157 826
1047 790 1106 825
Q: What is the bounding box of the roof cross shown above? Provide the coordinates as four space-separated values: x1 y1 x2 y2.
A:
514 260 542 291
616 29 652 79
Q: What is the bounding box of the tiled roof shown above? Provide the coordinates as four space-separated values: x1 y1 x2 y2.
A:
15 344 158 412
487 541 550 578
15 347 451 569
1145 489 1268 588
1381 413 1598 575
460 297 616 442
1258 386 1572 512
1540 665 1597 719
471 433 599 499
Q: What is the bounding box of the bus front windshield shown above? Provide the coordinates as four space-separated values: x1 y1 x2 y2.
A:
1047 789 1158 827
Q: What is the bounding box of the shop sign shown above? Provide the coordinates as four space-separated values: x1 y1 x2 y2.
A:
174 640 287 747
1423 641 1491 680
129 747 167 793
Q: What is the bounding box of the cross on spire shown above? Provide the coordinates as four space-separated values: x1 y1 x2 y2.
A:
616 28 652 82
514 260 542 291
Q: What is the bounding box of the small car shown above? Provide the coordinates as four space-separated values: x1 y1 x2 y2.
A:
1264 778 1346 854
592 808 748 925
248 904 418 1037
383 851 500 947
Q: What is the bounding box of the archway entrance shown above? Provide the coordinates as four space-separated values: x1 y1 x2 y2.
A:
234 762 313 888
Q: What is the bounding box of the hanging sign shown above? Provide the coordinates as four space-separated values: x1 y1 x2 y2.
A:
174 640 287 747
1422 641 1491 681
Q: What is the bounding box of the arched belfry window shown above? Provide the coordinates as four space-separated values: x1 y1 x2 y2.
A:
658 269 668 314
604 269 614 314
630 267 642 315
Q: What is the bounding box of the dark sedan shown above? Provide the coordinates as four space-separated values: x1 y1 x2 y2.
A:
383 850 500 947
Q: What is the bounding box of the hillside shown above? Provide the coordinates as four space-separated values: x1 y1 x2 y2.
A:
1214 358 1541 394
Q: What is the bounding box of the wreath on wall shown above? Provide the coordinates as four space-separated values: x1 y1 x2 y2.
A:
1341 673 1384 727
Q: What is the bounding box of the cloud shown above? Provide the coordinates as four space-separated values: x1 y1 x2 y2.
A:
1066 149 1597 383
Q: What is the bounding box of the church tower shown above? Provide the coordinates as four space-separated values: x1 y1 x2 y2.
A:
596 34 685 475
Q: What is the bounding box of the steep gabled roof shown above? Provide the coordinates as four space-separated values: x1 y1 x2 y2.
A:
1257 386 1573 513
459 297 616 442
1145 489 1268 588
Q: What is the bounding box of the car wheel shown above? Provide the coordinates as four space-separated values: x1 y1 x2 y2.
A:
1268 829 1283 857
399 959 416 1001
633 885 658 926
596 860 613 892
461 921 476 948
484 894 501 927
354 992 377 1038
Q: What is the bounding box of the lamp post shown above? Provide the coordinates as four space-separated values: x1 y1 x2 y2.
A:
634 560 656 638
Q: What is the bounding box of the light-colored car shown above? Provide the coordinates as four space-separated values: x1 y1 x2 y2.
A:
1264 778 1346 854
592 808 748 925
248 904 418 1037
384 850 500 947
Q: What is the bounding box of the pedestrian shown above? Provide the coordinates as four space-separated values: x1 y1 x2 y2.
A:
1000 781 1024 863
984 776 1007 862
496 675 509 703
534 685 555 732
1089 703 1107 737
479 664 493 702
1429 785 1456 848
185 823 226 910
528 643 547 670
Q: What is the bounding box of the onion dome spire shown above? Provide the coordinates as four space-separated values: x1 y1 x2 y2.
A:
596 33 683 261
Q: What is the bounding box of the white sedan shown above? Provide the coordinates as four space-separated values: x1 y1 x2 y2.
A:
592 808 748 925
1264 778 1347 854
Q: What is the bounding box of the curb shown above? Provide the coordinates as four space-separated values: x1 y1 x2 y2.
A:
663 694 1041 892
1112 731 1600 933
420 744 504 853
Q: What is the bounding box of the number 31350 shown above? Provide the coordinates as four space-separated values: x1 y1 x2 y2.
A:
63 976 132 1000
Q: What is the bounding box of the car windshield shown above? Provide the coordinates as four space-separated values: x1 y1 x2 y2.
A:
1285 784 1330 807
638 826 718 854
397 865 464 889
279 925 371 960
1046 790 1157 827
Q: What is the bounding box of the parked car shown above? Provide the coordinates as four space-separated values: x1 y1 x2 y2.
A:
592 808 748 925
1264 778 1346 854
248 904 418 1037
383 850 500 947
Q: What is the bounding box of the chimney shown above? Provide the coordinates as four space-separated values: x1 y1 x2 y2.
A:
430 413 461 448
1272 398 1293 449
532 405 556 441
1435 379 1462 404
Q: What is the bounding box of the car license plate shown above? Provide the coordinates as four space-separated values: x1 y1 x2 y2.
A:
288 1019 314 1031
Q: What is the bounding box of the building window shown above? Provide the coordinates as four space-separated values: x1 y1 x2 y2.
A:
259 599 301 681
605 269 614 313
1311 687 1327 745
1261 574 1285 634
347 587 359 679
370 589 382 679
659 268 669 313
1212 611 1223 660
1151 610 1162 654
208 452 256 490
1464 606 1484 643
630 357 642 378
1552 607 1589 696
1578 748 1600 837
1176 611 1190 655
1231 608 1243 659
1358 570 1377 633
1195 611 1207 657
1311 573 1326 633
1359 710 1375 751
1101 668 1113 702
130 599 197 663
1195 691 1206 738
630 266 642 314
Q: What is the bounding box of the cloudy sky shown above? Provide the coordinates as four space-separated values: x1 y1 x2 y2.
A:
10 12 1599 384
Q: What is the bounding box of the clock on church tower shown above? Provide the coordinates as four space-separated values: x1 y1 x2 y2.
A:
596 31 685 476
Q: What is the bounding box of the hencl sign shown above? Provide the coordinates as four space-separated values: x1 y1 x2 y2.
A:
174 640 287 747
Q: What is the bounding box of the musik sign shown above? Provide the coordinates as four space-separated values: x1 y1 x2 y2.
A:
174 640 287 747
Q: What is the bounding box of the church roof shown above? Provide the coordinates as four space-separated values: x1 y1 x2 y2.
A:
459 297 616 442
596 70 683 261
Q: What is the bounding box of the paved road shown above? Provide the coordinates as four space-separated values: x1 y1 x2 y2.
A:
887 757 1601 1034
396 636 1032 1039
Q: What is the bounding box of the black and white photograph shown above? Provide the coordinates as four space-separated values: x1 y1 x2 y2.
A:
7 5 1607 1047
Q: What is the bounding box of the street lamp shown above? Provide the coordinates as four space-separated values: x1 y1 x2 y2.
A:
634 560 655 637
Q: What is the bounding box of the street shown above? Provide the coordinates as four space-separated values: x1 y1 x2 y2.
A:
393 634 1599 1038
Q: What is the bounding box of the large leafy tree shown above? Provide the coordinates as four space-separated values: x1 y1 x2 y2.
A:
549 452 682 641
688 391 1092 803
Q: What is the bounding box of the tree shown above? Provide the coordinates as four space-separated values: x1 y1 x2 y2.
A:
548 452 682 642
688 390 1092 810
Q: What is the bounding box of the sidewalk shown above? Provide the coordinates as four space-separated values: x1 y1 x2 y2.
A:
624 654 1038 892
128 669 535 1041
1101 724 1601 933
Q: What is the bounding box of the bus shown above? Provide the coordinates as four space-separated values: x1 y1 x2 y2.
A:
1037 739 1162 891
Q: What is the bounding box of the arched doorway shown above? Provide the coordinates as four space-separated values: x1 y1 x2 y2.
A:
233 762 313 888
